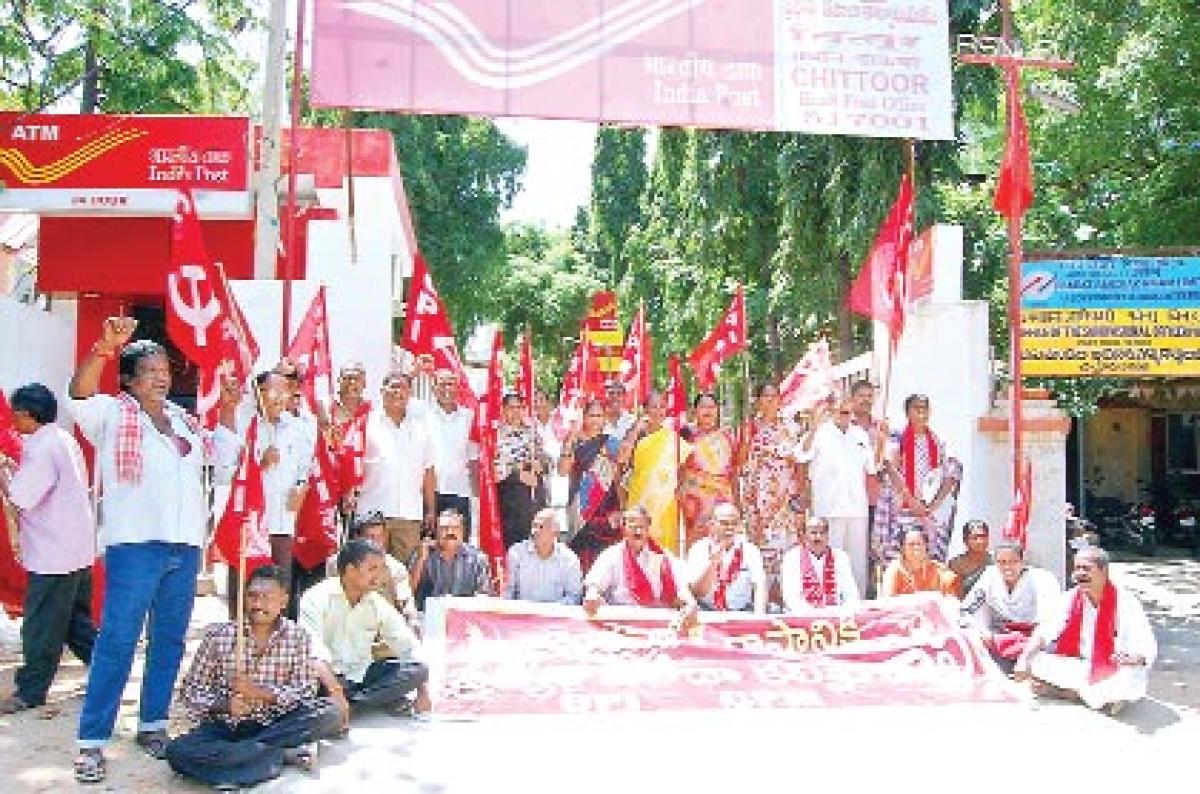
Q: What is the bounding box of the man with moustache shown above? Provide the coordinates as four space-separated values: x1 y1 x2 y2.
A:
1015 546 1156 715
167 565 342 789
687 503 767 613
583 506 696 616
780 516 860 611
408 509 493 611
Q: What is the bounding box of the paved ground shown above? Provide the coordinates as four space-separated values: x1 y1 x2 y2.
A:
2 558 1198 792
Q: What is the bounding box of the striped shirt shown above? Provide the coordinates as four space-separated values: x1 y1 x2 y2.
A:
504 540 584 604
409 543 493 610
178 619 317 727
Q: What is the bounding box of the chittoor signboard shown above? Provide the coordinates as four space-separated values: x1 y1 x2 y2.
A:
311 0 954 140
0 113 251 217
1021 257 1200 377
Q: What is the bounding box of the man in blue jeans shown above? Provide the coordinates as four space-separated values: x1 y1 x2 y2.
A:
66 317 241 784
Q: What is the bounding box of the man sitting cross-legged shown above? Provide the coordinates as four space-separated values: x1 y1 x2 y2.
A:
780 516 860 611
1015 545 1156 716
583 506 696 619
165 565 342 791
299 539 431 719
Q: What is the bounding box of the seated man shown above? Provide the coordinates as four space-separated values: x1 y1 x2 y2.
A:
960 540 1061 671
583 506 696 617
1015 546 1156 715
780 516 860 611
687 503 766 613
350 511 419 631
408 509 493 611
299 539 430 718
166 566 342 790
504 508 584 604
948 520 993 599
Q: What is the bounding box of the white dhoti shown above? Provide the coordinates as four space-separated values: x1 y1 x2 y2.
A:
1029 652 1150 710
826 516 869 599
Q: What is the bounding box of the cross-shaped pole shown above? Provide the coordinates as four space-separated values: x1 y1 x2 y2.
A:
956 0 1073 505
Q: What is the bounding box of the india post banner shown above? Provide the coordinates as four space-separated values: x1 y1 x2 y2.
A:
311 0 954 140
1020 257 1200 377
425 595 1017 715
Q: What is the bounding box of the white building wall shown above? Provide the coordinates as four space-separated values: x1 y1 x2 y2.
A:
0 296 77 424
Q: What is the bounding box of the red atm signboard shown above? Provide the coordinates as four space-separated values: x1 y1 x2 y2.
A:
0 113 250 217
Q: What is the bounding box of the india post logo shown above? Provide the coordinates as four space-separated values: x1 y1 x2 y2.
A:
1021 271 1056 302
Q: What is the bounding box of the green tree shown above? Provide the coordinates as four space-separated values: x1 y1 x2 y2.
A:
0 0 256 113
585 125 647 287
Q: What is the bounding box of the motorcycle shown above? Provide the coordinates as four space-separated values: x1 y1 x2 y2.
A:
1164 501 1199 551
1118 501 1157 555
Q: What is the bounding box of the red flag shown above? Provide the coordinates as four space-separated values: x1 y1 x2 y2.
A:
1004 459 1033 547
211 417 273 574
403 254 475 408
293 439 341 570
687 285 747 391
618 305 652 408
549 338 585 443
994 90 1034 219
337 402 372 497
664 354 687 430
779 339 834 416
518 331 535 415
286 286 333 413
0 391 22 463
476 330 506 584
847 174 914 346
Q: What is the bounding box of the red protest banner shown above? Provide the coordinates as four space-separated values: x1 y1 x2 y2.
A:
430 594 1017 715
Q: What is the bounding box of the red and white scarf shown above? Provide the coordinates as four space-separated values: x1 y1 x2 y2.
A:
901 424 939 494
1055 582 1118 683
625 539 678 607
800 548 838 607
114 392 209 485
712 542 744 611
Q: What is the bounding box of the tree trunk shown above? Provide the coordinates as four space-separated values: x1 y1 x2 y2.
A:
80 35 98 113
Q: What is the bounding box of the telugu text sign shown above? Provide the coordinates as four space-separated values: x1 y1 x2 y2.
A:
311 0 953 140
1021 257 1200 377
0 113 250 217
429 594 1016 715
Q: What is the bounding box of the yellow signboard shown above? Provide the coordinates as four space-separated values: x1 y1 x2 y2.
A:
1022 308 1200 377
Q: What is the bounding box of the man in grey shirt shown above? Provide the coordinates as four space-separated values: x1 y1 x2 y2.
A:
505 509 583 605
408 509 492 611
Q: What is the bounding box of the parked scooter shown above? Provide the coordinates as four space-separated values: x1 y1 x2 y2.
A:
1119 501 1158 556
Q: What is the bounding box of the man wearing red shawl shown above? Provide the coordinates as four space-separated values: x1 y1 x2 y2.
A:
779 516 860 612
583 506 695 616
686 503 766 613
1015 547 1155 715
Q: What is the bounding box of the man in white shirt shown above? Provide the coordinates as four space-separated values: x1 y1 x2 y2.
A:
1015 546 1156 715
299 539 430 719
349 513 419 631
355 372 436 565
505 509 583 604
780 516 860 611
426 370 479 541
602 381 636 439
797 399 880 598
584 506 695 615
688 503 766 613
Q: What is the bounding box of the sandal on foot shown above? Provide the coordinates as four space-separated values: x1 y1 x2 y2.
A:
282 742 318 772
74 749 106 784
0 694 35 714
135 729 170 760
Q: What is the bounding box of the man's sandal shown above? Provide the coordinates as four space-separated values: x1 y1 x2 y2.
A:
73 749 106 784
282 742 318 772
135 729 170 760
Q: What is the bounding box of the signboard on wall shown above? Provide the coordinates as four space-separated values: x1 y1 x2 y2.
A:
0 113 251 217
311 0 954 140
1020 256 1200 377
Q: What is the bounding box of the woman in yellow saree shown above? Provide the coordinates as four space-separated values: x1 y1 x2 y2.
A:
624 391 692 554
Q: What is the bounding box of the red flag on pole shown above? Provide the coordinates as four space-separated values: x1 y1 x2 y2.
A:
293 439 341 570
687 285 747 391
286 286 333 413
0 391 22 463
549 337 585 442
994 90 1034 219
476 330 506 585
664 354 687 431
1004 459 1033 547
847 175 915 346
779 339 835 416
518 330 535 414
403 254 475 408
618 305 652 408
211 417 273 574
337 402 372 498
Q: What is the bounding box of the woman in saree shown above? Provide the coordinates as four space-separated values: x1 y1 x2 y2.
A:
560 399 635 572
879 527 959 598
624 391 691 554
740 383 805 602
872 393 962 566
678 392 738 550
